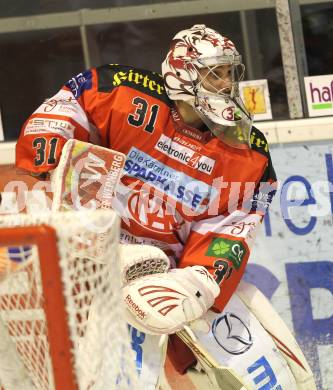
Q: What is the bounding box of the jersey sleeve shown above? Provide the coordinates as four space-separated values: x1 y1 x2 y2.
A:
177 134 277 312
15 69 102 174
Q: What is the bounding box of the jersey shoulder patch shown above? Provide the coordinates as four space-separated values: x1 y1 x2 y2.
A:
65 70 93 98
96 64 171 106
250 126 270 158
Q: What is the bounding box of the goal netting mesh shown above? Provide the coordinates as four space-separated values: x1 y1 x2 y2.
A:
0 209 141 390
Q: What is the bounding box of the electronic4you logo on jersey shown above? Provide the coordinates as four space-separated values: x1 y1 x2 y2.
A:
304 74 333 117
155 134 215 175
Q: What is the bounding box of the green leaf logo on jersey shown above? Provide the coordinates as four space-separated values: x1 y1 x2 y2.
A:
206 237 247 270
211 240 230 256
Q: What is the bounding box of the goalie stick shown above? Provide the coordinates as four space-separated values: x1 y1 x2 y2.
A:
176 329 251 390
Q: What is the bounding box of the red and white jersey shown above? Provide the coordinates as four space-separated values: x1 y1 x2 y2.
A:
16 64 277 311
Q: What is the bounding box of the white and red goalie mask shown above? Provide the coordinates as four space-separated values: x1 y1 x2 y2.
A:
162 24 253 149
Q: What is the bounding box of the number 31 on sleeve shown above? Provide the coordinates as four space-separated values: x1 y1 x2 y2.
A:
32 137 59 167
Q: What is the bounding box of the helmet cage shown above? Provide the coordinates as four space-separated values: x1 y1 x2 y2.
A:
183 55 252 149
184 54 245 99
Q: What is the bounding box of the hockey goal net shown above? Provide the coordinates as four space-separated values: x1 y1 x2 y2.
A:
0 209 140 390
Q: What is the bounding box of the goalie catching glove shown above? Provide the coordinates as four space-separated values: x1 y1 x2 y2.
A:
123 265 220 335
119 244 170 286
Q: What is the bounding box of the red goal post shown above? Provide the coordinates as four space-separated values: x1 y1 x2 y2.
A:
0 225 76 390
0 210 140 390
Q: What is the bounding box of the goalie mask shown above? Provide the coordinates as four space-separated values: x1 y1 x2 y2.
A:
162 24 253 149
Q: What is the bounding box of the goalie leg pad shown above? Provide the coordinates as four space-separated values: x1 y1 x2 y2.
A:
236 281 316 389
191 293 299 389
